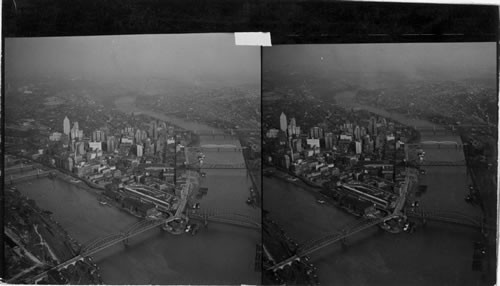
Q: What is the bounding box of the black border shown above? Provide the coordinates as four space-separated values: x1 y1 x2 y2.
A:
2 0 499 283
2 1 498 43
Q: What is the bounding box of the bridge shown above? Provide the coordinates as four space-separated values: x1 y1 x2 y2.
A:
187 208 261 230
267 202 492 272
200 163 247 169
405 207 492 230
267 216 390 271
191 128 260 137
407 142 463 149
416 127 454 133
189 146 245 152
5 164 35 174
6 170 51 184
418 160 467 167
185 163 247 170
24 218 171 284
23 206 260 283
414 124 495 135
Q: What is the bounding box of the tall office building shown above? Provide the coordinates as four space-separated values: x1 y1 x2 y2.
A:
76 141 86 155
107 136 116 153
92 130 106 142
287 117 299 137
310 127 323 139
325 132 334 150
63 116 70 135
141 130 148 141
355 141 362 154
71 122 80 140
280 112 287 132
136 144 144 157
354 125 361 140
369 117 377 136
360 127 367 137
292 138 302 153
151 121 158 140
135 129 142 144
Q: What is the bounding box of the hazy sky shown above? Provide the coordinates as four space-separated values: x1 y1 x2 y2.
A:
263 42 496 81
6 34 260 84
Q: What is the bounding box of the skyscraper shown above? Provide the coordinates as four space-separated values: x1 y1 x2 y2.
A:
71 122 80 140
354 125 361 140
310 127 323 139
325 132 334 150
369 117 377 136
151 121 158 140
107 136 116 153
280 112 287 132
289 117 296 128
135 129 142 144
136 144 144 157
63 116 70 135
355 140 362 154
92 130 106 142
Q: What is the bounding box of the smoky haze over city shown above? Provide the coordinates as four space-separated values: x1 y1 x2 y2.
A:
4 34 261 285
262 42 496 285
6 34 260 88
264 43 495 86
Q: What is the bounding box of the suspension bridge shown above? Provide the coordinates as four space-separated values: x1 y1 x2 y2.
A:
199 163 247 169
405 207 492 230
22 207 261 284
267 216 390 271
187 208 261 229
407 141 463 149
418 160 467 167
190 128 260 138
267 207 492 272
5 170 52 184
191 147 245 152
413 124 493 134
5 164 36 174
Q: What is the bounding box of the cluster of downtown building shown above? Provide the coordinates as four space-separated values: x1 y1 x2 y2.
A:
38 115 196 217
264 111 418 214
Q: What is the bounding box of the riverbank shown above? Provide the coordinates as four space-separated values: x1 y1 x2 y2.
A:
263 216 319 285
5 187 102 284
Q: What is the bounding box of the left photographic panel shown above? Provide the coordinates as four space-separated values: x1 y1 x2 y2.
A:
4 34 262 284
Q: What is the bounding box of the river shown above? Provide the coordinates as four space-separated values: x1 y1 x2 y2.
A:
264 90 486 285
15 95 260 284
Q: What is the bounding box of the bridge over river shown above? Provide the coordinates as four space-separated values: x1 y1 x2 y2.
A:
16 207 260 284
267 206 491 272
5 164 36 174
5 170 52 184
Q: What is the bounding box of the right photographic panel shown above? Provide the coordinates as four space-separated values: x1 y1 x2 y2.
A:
262 43 497 285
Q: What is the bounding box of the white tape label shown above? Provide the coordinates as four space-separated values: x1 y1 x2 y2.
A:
234 32 272 46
